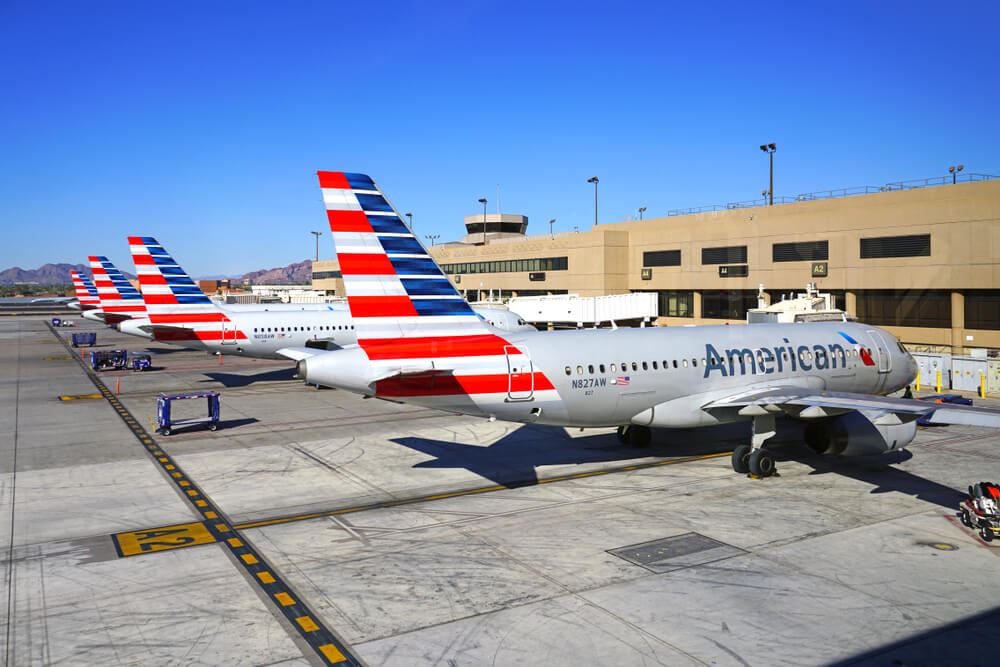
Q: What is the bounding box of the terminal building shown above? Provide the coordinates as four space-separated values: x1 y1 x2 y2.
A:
426 177 1000 355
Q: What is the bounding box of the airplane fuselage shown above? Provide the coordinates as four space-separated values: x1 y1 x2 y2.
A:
304 321 918 428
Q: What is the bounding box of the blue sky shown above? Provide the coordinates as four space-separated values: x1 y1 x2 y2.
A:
2 1 998 276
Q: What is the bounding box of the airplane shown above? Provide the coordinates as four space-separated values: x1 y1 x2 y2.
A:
82 255 147 324
295 171 1000 478
69 271 100 311
121 236 533 359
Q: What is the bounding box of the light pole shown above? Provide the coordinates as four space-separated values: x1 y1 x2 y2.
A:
549 218 555 238
948 164 964 184
478 197 488 245
587 176 599 227
424 234 440 246
310 231 321 261
759 143 776 205
405 212 413 229
638 207 647 221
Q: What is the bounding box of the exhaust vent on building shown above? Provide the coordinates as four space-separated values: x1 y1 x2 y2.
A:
702 245 747 265
860 234 931 259
773 240 829 262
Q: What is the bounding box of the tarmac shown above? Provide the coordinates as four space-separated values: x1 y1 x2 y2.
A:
2 314 999 666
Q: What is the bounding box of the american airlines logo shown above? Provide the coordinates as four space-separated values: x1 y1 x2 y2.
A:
703 332 874 379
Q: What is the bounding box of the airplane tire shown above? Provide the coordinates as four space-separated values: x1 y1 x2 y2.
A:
749 449 775 477
981 526 994 542
732 445 751 474
960 508 972 527
631 426 652 448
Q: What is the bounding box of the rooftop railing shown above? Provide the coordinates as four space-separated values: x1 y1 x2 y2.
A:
665 172 996 217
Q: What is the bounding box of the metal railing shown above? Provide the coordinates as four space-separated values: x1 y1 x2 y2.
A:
665 172 997 217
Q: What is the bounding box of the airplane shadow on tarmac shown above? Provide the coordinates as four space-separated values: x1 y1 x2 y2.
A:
391 423 734 488
200 368 298 387
394 419 964 509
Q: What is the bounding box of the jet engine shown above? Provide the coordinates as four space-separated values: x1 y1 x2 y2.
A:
803 410 917 457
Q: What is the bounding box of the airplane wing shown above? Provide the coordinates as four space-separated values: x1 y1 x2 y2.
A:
702 387 1000 428
275 347 322 361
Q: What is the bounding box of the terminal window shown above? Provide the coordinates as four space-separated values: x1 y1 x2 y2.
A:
642 249 681 267
701 289 758 319
702 245 747 265
772 240 828 262
442 256 568 275
965 290 1000 330
860 234 931 259
312 270 342 279
855 289 950 328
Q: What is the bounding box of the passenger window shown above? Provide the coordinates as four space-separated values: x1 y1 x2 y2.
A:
565 366 571 375
577 365 583 375
642 361 648 371
652 361 658 370
610 363 617 373
631 362 638 371
673 360 678 368
692 358 698 367
588 364 594 374
662 360 668 368
599 364 606 373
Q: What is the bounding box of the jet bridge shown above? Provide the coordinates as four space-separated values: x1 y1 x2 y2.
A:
507 292 657 328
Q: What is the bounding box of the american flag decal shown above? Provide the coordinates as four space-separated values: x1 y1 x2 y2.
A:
615 376 631 386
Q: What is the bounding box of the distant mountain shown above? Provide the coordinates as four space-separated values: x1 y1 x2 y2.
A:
0 263 92 285
240 259 312 285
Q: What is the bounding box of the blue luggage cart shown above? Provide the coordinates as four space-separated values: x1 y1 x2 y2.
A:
51 317 61 327
156 391 220 436
130 354 152 372
90 349 128 371
72 332 97 347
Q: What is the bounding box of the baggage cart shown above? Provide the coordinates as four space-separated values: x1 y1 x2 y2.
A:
156 391 220 436
72 332 97 347
130 354 152 372
90 349 128 371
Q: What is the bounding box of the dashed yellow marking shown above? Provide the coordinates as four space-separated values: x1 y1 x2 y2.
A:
179 480 190 487
227 538 243 548
158 457 169 462
296 616 319 632
258 571 276 584
275 592 295 606
215 523 230 533
241 554 258 565
195 500 208 508
186 490 199 497
204 511 218 519
113 522 216 557
171 472 183 478
165 464 175 470
319 645 347 662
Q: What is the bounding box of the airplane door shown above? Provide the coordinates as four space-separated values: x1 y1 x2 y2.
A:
866 329 892 392
221 318 238 345
505 345 534 401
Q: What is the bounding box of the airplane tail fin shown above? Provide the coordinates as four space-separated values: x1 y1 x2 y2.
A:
88 256 147 320
70 271 101 307
316 171 515 362
127 237 241 341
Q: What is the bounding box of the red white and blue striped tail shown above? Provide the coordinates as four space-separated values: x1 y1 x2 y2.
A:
317 171 516 362
70 271 101 308
88 256 147 321
127 237 245 341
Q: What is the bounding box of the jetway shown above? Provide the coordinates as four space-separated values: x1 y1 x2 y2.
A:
507 293 657 328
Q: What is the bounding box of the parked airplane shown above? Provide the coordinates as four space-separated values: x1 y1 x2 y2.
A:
122 236 533 359
82 255 147 324
69 271 100 311
295 171 1000 478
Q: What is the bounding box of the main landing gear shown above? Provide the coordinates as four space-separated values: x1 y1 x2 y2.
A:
732 413 777 478
617 424 652 448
